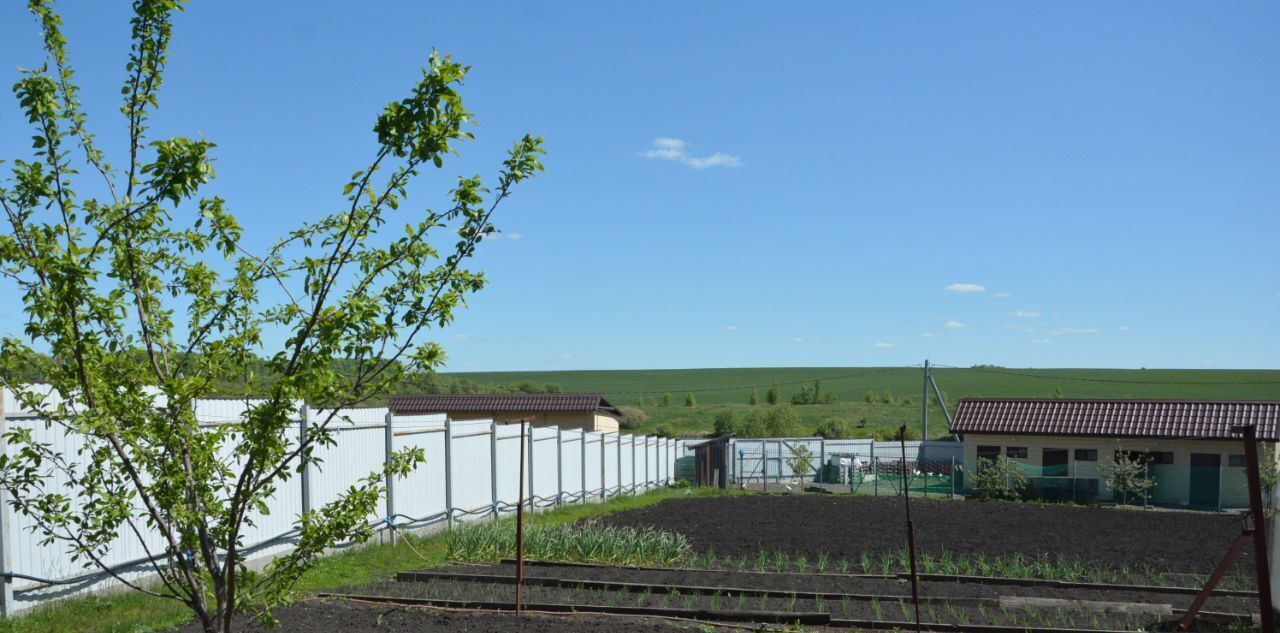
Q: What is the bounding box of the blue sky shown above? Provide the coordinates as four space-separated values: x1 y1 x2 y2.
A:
1 2 1277 371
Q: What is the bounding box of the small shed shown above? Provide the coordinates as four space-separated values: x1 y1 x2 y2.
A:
686 435 732 489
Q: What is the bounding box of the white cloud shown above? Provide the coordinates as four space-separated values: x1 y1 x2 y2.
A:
724 325 739 331
921 332 937 338
453 334 472 341
872 341 895 349
945 283 986 293
1011 310 1040 318
641 137 742 169
1003 323 1034 331
993 292 1012 298
1029 338 1051 344
792 336 805 343
504 231 524 240
1049 327 1100 335
944 320 967 329
1119 325 1131 331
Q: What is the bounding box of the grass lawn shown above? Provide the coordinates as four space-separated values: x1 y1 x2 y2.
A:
0 487 731 633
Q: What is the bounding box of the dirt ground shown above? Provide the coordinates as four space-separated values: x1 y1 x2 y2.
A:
176 598 729 632
600 494 1256 575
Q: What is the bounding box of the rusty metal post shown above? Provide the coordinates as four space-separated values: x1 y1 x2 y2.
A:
1238 424 1275 632
1176 529 1253 631
900 426 922 632
515 420 527 615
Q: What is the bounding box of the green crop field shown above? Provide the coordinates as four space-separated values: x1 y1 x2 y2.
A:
443 366 1280 439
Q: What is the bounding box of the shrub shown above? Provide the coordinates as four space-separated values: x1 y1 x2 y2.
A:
715 406 802 437
767 383 780 405
749 388 758 406
617 406 647 430
662 393 673 407
786 444 816 485
873 425 918 442
814 419 854 439
880 390 895 405
1101 449 1156 505
791 379 836 405
684 392 697 407
654 425 673 438
865 391 875 404
970 456 1029 501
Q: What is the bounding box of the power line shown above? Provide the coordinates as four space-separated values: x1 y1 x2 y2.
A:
604 366 916 396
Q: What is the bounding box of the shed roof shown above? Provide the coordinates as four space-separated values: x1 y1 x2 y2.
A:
951 398 1280 441
389 393 620 416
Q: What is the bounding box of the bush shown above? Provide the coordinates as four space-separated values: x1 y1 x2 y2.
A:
767 383 780 405
714 406 802 437
814 419 854 439
790 379 836 405
786 444 816 484
748 388 758 406
970 456 1029 501
684 392 697 407
880 390 895 405
617 406 647 430
873 425 918 442
662 393 673 407
865 391 875 404
654 425 673 438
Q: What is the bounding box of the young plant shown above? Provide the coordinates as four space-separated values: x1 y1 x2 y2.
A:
0 4 544 632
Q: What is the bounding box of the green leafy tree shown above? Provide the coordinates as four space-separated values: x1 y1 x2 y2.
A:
814 419 853 439
748 387 758 406
1101 450 1156 505
865 391 875 403
970 457 1029 501
684 392 696 407
767 383 780 405
662 393 673 407
785 443 816 486
0 4 543 632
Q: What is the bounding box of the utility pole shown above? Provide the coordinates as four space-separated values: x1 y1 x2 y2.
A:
922 360 930 441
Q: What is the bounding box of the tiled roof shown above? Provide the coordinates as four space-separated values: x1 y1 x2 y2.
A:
389 393 619 415
950 398 1280 441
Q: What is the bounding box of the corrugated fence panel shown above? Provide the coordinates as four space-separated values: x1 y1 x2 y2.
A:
1 406 680 615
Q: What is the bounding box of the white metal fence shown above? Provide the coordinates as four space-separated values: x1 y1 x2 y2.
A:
0 396 680 616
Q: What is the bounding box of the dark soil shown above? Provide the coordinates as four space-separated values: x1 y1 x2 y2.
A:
601 495 1256 575
176 598 722 632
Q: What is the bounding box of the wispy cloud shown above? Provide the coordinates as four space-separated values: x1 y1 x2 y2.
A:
724 325 739 331
944 320 967 329
921 332 937 339
1003 323 1034 331
453 334 473 341
1049 327 1100 335
873 342 895 349
792 336 805 343
641 137 742 169
1029 338 1051 344
1119 325 1131 332
993 292 1012 298
945 283 986 293
487 231 524 240
1012 310 1040 318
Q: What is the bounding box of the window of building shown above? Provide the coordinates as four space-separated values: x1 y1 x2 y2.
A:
1074 449 1098 462
1006 446 1028 459
976 445 1001 461
1148 451 1174 465
1229 454 1246 467
1042 448 1069 476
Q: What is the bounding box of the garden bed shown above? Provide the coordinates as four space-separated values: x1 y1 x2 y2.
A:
599 494 1258 578
176 598 730 632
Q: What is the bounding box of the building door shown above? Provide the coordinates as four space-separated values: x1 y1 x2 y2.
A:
1189 453 1221 508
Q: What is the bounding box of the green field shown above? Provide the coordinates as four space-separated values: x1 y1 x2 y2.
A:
443 366 1280 439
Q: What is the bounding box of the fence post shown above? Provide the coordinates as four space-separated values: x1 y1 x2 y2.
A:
0 395 14 617
645 436 651 490
527 424 534 511
872 442 878 497
631 436 637 495
580 430 587 503
444 415 453 529
763 441 769 492
950 456 956 499
488 420 499 515
600 433 607 500
819 438 826 484
616 432 623 495
556 426 563 506
384 410 396 544
299 404 312 516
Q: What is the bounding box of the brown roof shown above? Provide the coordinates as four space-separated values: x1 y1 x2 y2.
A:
389 393 620 416
950 398 1280 441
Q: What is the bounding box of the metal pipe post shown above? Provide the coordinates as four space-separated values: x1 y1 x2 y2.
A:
631 435 637 494
490 420 498 513
299 404 312 516
763 442 769 492
600 433 607 500
819 438 826 484
556 426 563 506
384 410 396 544
1237 424 1274 631
515 421 526 615
443 415 454 529
580 430 587 502
526 424 534 511
0 395 14 616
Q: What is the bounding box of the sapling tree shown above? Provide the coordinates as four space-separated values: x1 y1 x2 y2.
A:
1101 450 1156 505
970 457 1028 501
785 443 816 486
0 2 543 631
